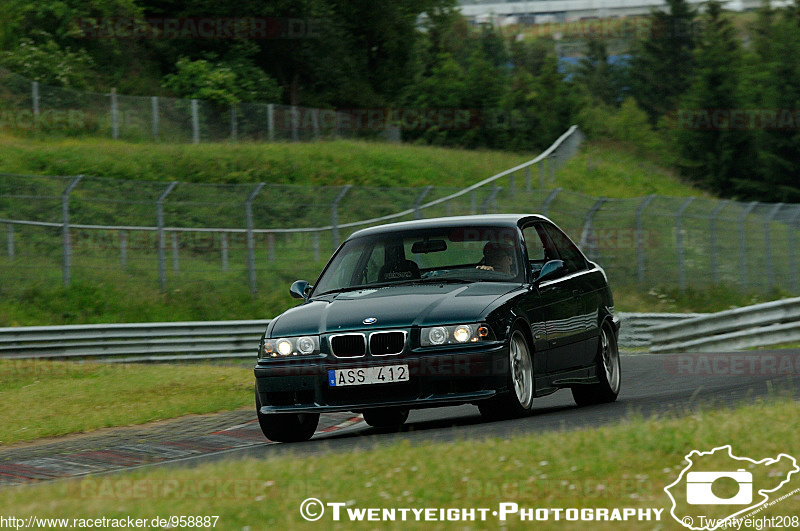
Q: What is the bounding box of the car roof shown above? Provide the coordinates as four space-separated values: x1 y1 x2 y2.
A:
347 214 550 239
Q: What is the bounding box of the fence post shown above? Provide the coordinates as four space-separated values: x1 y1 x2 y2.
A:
172 232 179 272
291 105 299 142
549 152 556 182
635 194 656 284
221 232 228 271
191 99 200 144
267 104 275 141
764 203 783 290
525 166 531 192
6 224 14 259
157 182 178 292
413 186 433 219
32 81 39 122
539 161 546 188
151 96 159 140
709 200 728 285
481 185 502 214
120 230 127 269
788 206 800 293
579 197 607 260
541 187 562 217
110 88 119 140
331 185 352 252
675 197 695 290
230 105 237 142
312 109 320 140
738 201 758 288
246 183 266 295
62 175 83 287
313 232 320 262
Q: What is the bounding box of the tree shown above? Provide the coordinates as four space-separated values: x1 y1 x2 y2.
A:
574 40 622 107
629 0 697 123
675 0 758 196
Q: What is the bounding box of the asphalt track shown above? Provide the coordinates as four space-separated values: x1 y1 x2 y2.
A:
163 350 800 468
2 351 796 486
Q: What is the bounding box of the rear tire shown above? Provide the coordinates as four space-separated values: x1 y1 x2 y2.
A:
479 329 534 420
572 320 621 406
362 407 409 428
255 388 319 442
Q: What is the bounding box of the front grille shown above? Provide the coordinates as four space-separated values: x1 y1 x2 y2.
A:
330 334 366 358
369 331 406 356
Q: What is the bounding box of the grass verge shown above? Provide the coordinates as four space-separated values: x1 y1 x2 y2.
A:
0 360 252 445
0 397 798 528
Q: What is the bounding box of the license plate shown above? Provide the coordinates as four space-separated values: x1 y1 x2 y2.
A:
328 365 409 387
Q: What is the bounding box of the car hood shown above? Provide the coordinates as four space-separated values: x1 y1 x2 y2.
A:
269 283 520 336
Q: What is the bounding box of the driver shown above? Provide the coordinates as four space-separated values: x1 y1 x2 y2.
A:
476 242 514 274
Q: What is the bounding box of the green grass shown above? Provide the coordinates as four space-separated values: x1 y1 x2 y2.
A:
0 133 535 187
0 133 703 196
1 396 798 528
0 360 252 444
611 284 793 314
554 140 703 198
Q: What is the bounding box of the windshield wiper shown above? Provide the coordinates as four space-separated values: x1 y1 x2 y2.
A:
412 277 473 284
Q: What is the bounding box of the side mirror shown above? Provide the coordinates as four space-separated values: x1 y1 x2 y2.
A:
535 260 565 284
289 280 312 300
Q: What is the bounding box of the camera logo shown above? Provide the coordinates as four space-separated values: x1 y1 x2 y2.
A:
686 469 752 505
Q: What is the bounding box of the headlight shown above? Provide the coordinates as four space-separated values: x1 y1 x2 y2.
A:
453 325 472 343
420 323 492 347
428 326 448 345
260 336 320 358
276 339 293 356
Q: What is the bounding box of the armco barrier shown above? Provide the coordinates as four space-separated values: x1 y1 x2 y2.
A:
0 320 270 363
648 297 800 352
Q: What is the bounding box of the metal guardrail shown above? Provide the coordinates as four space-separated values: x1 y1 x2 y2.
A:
0 320 270 363
616 312 705 348
1 300 795 362
648 297 800 352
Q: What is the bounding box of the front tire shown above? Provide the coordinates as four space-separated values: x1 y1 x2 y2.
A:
479 329 534 420
362 407 409 428
572 320 621 406
255 388 319 442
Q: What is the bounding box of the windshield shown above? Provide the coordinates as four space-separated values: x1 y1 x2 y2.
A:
312 225 524 296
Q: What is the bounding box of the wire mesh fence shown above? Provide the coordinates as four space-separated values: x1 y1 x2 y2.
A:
0 68 392 143
1 124 796 299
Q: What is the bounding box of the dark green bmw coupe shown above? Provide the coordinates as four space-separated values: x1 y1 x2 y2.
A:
254 214 620 442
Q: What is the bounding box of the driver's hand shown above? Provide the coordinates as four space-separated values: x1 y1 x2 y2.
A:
476 265 495 271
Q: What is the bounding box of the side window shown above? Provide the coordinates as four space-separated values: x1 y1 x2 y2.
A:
522 224 560 277
543 224 587 273
522 226 546 261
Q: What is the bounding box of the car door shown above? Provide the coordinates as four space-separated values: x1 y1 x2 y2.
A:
521 223 582 373
541 222 597 368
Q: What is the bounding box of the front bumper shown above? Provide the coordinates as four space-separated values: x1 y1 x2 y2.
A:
254 342 508 414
